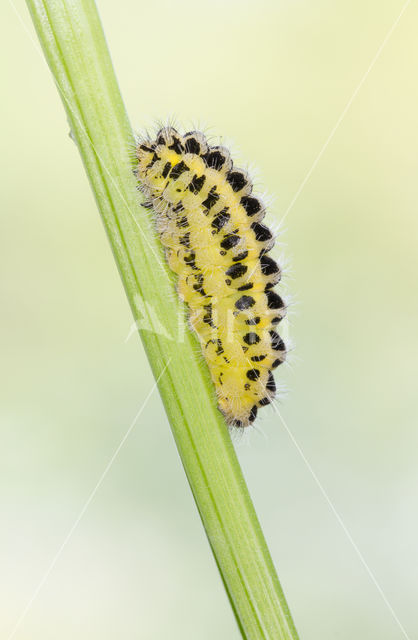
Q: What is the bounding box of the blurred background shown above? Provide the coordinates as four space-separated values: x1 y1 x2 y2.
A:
1 0 417 638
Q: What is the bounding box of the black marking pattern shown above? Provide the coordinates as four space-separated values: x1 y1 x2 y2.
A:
136 126 287 427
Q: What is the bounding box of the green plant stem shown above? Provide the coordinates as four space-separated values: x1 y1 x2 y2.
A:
25 1 300 637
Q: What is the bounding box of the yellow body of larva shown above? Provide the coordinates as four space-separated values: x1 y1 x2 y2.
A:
136 127 286 427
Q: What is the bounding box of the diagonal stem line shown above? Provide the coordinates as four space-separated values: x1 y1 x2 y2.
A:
274 406 411 640
278 0 411 229
7 359 171 640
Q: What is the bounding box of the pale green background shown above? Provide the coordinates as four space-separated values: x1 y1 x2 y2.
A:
1 1 417 638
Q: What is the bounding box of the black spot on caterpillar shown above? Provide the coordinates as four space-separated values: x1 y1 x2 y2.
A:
136 126 287 427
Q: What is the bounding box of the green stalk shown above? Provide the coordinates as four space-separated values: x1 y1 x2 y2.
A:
25 1 299 637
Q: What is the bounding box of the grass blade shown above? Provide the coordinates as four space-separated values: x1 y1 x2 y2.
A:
25 1 300 637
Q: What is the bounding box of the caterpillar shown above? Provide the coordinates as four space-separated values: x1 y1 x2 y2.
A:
136 127 286 427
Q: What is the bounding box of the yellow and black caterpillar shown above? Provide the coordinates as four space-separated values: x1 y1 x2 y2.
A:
136 127 286 427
